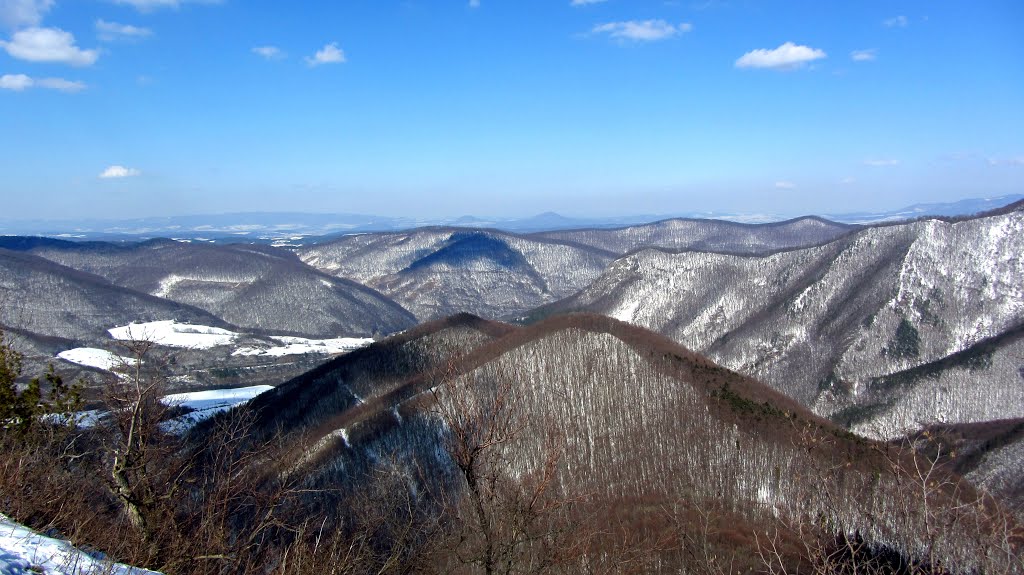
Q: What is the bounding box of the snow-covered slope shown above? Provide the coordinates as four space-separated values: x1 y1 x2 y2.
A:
0 514 158 575
548 209 1024 438
18 240 414 338
299 229 614 320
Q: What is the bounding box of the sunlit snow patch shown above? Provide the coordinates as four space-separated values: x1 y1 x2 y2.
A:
232 336 373 357
108 320 239 349
161 385 274 433
57 348 129 371
0 513 160 575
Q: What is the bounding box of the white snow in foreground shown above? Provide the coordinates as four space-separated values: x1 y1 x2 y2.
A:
56 348 129 371
108 321 239 349
232 336 373 357
160 385 274 433
0 513 159 575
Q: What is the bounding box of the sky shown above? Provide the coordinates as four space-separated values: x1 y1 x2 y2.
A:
1 0 1022 220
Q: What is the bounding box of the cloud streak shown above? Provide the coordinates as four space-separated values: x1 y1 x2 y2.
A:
252 45 284 60
591 20 692 42
850 49 876 62
735 42 825 70
96 19 152 42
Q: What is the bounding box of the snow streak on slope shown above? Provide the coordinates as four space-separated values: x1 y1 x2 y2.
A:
0 514 159 575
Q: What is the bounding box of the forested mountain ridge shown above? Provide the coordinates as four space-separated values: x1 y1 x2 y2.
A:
8 238 416 338
541 203 1024 439
205 312 1015 573
530 215 856 256
297 228 616 320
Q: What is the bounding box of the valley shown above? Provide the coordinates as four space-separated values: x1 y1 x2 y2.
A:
1 197 1022 573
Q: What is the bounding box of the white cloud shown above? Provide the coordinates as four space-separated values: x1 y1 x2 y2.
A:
306 42 345 66
735 42 826 70
468 0 479 7
591 20 692 42
0 0 52 29
0 27 99 66
0 72 31 90
252 45 284 60
774 181 796 190
96 19 152 42
850 49 876 62
883 15 908 28
99 165 141 178
863 159 900 167
2 73 85 92
840 177 856 185
571 0 608 5
111 0 221 11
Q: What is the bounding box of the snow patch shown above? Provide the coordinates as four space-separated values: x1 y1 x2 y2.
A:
0 513 159 575
160 385 273 433
57 348 129 371
232 336 372 357
108 321 238 349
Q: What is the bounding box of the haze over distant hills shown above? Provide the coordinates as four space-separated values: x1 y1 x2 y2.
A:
2 194 1019 242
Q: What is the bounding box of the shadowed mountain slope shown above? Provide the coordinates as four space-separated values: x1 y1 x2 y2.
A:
0 248 228 343
11 239 415 338
531 215 857 256
298 228 615 320
541 207 1024 440
212 313 1010 572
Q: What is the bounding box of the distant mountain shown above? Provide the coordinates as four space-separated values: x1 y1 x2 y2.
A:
214 313 998 572
541 205 1024 439
4 194 1017 240
827 194 1024 224
530 215 856 256
299 228 616 321
8 238 416 338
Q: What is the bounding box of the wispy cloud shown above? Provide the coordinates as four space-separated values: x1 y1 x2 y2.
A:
987 156 1024 166
591 20 692 42
774 181 796 190
883 15 908 28
863 158 900 167
840 177 856 185
571 0 608 6
306 42 345 66
0 73 77 92
0 0 53 29
850 49 876 62
252 45 284 60
111 0 222 11
99 165 141 178
468 0 479 7
735 42 825 70
0 27 98 66
96 19 152 42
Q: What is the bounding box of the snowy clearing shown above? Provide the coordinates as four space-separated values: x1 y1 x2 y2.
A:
56 348 129 371
108 321 238 349
232 336 373 358
0 513 159 575
160 385 274 433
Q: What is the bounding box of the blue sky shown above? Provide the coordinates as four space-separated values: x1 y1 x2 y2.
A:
1 0 1021 220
